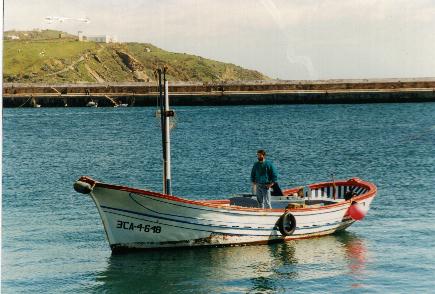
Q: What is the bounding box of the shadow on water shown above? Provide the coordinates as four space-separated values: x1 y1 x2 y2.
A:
92 232 368 293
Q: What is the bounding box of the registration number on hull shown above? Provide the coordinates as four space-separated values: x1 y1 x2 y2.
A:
116 220 162 233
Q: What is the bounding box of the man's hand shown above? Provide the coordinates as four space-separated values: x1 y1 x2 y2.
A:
266 183 274 189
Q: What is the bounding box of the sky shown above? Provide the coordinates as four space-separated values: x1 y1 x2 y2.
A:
4 0 435 80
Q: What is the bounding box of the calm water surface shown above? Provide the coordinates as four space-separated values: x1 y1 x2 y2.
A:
2 103 435 293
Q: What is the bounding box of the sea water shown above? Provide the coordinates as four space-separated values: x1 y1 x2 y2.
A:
2 103 435 293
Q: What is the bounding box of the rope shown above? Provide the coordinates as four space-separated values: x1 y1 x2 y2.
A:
104 95 118 106
17 96 33 108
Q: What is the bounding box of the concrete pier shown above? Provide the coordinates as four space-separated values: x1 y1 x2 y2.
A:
3 78 435 107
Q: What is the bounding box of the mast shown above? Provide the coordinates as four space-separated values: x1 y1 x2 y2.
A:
157 69 166 193
157 67 174 195
163 69 172 195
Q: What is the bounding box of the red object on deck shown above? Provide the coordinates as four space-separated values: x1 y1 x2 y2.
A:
348 203 368 220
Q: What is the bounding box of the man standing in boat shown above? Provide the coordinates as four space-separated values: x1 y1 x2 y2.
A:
251 149 278 209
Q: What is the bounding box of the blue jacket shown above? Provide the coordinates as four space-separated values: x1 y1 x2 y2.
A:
251 160 278 184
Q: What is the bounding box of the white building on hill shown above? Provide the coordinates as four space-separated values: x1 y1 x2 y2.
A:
86 35 117 43
77 31 117 43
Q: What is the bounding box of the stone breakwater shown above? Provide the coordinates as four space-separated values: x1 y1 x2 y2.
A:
3 78 435 107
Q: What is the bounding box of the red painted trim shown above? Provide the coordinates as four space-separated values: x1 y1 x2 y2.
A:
78 176 377 213
282 186 303 196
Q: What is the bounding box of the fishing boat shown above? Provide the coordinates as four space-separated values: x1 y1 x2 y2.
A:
74 69 377 252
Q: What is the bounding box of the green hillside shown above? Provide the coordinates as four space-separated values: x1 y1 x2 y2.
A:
3 30 269 83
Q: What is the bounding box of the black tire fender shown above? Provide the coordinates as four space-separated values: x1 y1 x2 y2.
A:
278 212 296 236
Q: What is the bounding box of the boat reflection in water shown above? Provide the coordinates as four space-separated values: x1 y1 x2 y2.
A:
94 232 368 293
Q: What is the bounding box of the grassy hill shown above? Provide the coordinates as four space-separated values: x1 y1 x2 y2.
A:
3 30 269 83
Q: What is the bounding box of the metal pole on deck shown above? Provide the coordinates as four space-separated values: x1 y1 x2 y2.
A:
163 69 172 195
157 69 166 194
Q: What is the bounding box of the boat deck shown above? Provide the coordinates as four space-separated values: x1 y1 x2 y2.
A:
203 195 344 210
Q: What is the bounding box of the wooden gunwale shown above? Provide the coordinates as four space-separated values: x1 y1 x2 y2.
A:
79 176 376 213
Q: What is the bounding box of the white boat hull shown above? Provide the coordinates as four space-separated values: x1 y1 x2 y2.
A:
76 177 376 251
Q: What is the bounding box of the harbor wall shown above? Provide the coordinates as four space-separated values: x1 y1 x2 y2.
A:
3 79 435 107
